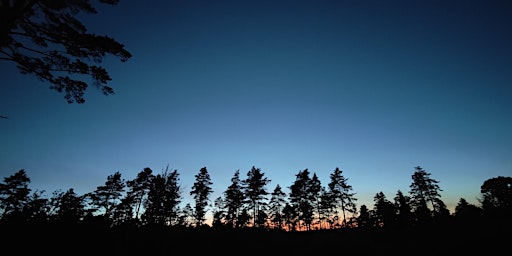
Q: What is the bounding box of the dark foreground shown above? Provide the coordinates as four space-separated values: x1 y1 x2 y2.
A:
1 223 508 255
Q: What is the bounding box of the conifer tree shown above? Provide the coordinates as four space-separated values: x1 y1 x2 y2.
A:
409 166 443 223
223 170 245 228
372 191 396 228
86 171 125 220
143 166 182 226
268 184 287 230
0 169 31 221
190 166 213 227
327 167 357 227
356 204 372 229
289 169 314 231
309 173 323 228
126 167 154 220
318 187 336 229
242 166 270 228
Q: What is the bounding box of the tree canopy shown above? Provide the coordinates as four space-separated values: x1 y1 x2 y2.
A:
1 167 511 234
0 0 132 104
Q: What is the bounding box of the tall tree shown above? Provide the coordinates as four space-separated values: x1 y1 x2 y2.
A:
268 184 287 230
143 166 182 226
242 166 271 228
161 167 182 227
86 171 125 220
288 169 314 231
0 0 132 104
309 172 323 228
125 167 154 220
190 166 213 227
223 169 245 228
327 167 357 227
408 166 443 224
0 169 31 221
143 174 166 225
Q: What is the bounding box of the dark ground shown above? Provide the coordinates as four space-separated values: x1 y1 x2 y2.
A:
1 223 508 255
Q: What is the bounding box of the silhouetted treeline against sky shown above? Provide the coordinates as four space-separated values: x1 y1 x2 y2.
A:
0 166 511 253
1 165 511 230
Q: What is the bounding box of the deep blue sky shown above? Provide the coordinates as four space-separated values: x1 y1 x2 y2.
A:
1 0 511 218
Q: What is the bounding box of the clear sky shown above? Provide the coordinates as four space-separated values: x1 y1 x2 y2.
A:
1 0 511 218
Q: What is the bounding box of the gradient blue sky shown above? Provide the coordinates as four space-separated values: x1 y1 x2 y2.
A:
1 0 511 218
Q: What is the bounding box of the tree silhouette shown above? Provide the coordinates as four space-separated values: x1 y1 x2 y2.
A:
454 198 483 223
211 196 226 229
318 187 336 229
55 188 86 225
0 169 31 221
223 169 245 228
190 166 213 227
1 168 512 255
289 168 315 231
181 203 194 227
125 167 154 221
480 176 512 221
282 202 297 231
0 0 132 104
268 184 287 230
23 189 49 224
242 166 270 228
432 197 451 224
409 166 442 224
356 204 371 229
143 166 182 226
327 167 357 227
158 167 182 226
85 171 125 222
309 172 322 229
372 191 396 228
393 189 413 228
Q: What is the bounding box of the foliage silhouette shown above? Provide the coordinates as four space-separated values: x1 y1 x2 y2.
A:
190 166 213 227
0 0 131 104
243 166 271 228
480 176 512 221
0 167 511 254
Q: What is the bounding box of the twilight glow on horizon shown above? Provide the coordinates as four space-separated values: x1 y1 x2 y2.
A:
1 0 511 220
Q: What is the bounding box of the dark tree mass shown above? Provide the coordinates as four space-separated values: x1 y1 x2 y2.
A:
0 166 510 254
0 0 131 103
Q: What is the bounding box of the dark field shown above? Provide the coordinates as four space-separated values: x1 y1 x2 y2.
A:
2 224 507 255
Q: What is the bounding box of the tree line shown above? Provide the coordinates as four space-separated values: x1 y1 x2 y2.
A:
1 165 510 232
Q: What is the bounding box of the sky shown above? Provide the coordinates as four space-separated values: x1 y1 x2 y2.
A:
1 0 511 220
